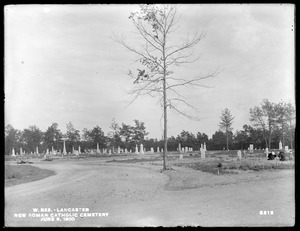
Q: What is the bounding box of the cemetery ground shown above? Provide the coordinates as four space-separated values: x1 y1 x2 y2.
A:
5 151 295 227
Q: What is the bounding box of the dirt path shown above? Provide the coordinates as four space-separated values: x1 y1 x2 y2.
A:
5 160 295 227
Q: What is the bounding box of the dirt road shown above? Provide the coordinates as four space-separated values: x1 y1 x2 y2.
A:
5 159 295 227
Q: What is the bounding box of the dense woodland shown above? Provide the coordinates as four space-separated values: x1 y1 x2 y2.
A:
5 99 295 155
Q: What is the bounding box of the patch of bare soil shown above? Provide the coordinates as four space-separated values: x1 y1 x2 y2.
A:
4 157 295 227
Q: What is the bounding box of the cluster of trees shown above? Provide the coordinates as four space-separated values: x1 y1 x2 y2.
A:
5 99 295 156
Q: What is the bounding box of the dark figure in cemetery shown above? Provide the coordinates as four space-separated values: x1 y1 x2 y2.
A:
278 151 286 161
268 152 277 160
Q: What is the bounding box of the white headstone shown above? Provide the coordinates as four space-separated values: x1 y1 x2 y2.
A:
182 148 184 152
265 148 269 157
201 143 204 150
52 146 54 153
201 149 205 159
125 148 128 154
279 141 283 150
117 146 120 154
249 144 253 153
78 146 81 154
135 145 139 154
140 144 144 154
109 149 112 155
46 148 49 155
72 146 75 154
36 147 39 154
161 148 164 153
97 143 100 154
63 140 67 155
20 147 23 156
150 147 154 153
237 150 242 160
185 147 188 153
157 147 160 153
178 143 181 153
204 142 207 151
285 146 289 152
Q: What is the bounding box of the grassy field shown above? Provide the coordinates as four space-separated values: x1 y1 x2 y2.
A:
106 150 295 175
5 165 56 187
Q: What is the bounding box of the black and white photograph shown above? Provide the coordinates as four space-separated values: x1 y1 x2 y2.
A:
4 4 295 227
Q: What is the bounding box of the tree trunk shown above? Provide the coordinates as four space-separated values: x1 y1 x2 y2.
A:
282 123 285 147
290 121 293 149
263 135 267 149
226 132 229 150
162 36 167 171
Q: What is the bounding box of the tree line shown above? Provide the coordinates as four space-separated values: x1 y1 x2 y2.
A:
5 99 295 155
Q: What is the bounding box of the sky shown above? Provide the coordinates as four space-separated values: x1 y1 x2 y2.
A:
5 4 295 139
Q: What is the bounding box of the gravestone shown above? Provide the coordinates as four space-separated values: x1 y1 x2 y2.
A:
178 143 181 153
182 148 184 152
117 146 120 154
63 140 67 155
237 150 242 160
79 146 81 154
109 150 112 155
249 144 254 153
150 147 154 153
36 147 39 155
140 144 144 154
179 153 183 160
135 145 139 154
157 147 160 153
97 143 100 154
204 142 207 151
125 148 128 154
75 150 79 157
52 146 54 153
279 141 283 150
285 146 289 152
185 147 188 153
201 149 205 159
161 148 164 153
20 147 23 156
46 148 49 155
201 143 204 150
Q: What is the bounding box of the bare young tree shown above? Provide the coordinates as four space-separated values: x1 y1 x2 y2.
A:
114 4 218 170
